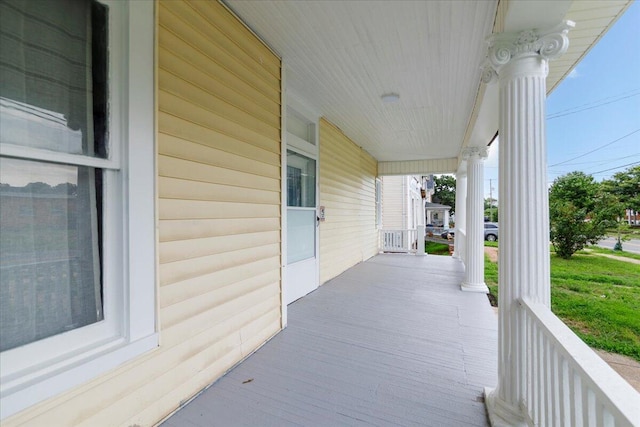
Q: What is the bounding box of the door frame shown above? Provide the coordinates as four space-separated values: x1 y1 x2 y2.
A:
280 74 321 326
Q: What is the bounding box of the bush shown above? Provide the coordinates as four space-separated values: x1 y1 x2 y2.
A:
549 172 622 259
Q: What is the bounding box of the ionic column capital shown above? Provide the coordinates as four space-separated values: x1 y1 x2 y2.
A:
482 21 574 82
462 146 488 161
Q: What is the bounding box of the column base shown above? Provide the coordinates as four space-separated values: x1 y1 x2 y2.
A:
484 387 526 427
461 281 489 293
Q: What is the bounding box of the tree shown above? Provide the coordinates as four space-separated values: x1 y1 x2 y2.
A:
484 197 498 222
602 164 639 249
602 165 640 217
549 171 622 259
484 197 497 210
432 175 456 214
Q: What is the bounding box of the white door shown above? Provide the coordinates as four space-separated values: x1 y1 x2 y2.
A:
285 149 319 304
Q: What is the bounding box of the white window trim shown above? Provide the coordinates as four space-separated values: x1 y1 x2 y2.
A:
0 1 157 419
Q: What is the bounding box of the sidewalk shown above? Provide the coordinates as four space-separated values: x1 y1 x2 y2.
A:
583 249 640 265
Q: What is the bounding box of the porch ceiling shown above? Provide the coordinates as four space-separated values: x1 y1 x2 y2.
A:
225 0 496 164
225 0 631 168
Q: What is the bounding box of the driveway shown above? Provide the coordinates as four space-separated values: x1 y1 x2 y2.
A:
597 237 640 254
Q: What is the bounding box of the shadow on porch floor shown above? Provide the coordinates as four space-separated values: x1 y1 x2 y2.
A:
162 254 497 426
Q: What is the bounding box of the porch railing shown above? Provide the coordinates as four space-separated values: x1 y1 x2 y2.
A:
520 297 640 427
380 229 417 253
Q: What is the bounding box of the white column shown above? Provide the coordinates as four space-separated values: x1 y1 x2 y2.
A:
453 173 467 261
461 148 489 293
483 23 573 426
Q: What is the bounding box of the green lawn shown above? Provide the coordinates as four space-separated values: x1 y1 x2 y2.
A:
425 241 451 256
485 252 640 361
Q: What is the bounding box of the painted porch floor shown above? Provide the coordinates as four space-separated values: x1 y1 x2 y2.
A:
162 254 497 427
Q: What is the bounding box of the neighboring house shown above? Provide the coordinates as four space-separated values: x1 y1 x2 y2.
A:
379 175 424 252
0 1 637 426
425 202 451 228
380 175 423 231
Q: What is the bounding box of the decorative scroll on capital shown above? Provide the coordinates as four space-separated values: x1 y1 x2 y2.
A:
483 20 574 79
481 62 498 84
462 146 489 161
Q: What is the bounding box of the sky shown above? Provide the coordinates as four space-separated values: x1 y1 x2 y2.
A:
484 1 640 199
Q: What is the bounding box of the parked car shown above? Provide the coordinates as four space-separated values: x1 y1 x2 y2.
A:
484 223 498 241
439 224 497 240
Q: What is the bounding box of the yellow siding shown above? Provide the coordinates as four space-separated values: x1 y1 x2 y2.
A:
4 2 282 426
319 119 378 285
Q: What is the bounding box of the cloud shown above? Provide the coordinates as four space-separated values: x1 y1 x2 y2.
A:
567 68 580 79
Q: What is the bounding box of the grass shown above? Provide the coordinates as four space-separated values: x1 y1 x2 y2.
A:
583 245 640 261
485 252 640 361
425 241 451 256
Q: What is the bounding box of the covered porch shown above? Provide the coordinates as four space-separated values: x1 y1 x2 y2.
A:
162 254 497 426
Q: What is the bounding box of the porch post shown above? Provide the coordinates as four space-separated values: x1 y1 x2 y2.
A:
417 192 427 256
483 23 573 426
461 148 488 293
452 172 467 260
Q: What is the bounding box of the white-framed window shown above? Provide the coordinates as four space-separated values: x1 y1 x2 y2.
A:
0 0 157 419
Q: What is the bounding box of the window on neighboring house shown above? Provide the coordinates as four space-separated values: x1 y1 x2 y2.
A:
0 0 156 418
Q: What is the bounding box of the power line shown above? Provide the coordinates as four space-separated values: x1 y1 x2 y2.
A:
549 128 640 167
547 88 640 115
590 161 640 176
558 153 640 167
547 90 640 120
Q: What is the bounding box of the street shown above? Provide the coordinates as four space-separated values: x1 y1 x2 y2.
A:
597 237 640 254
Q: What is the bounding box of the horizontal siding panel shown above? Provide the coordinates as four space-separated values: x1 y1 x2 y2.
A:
188 0 280 79
159 156 280 192
160 1 279 97
123 309 280 427
319 119 378 285
161 257 280 308
159 134 279 179
160 230 280 264
161 286 280 347
159 243 280 286
155 0 281 423
159 113 279 166
159 90 280 147
159 69 279 138
161 270 279 328
159 199 280 221
158 30 279 115
159 177 279 205
159 218 280 243
159 91 279 152
239 310 281 357
159 45 279 119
